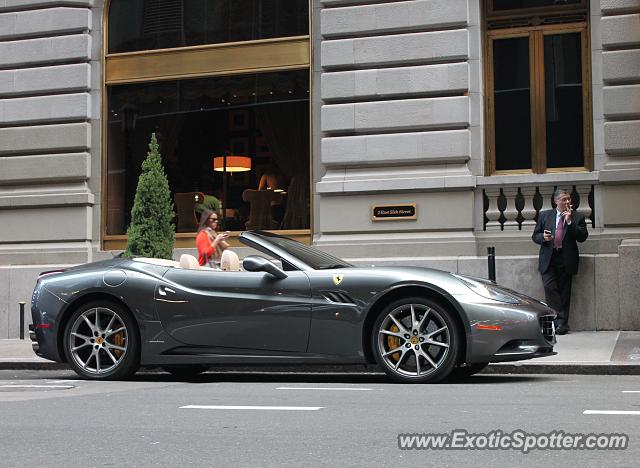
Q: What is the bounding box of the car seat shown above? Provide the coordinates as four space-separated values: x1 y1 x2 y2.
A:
220 250 240 271
179 253 201 270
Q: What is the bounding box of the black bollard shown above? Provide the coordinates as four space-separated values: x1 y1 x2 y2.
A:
19 301 26 340
487 246 496 283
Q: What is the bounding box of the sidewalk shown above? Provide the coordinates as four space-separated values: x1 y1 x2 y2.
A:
1 332 639 374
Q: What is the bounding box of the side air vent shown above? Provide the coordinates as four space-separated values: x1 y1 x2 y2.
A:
322 291 355 305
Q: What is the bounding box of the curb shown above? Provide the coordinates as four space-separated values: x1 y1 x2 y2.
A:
486 363 640 375
0 362 68 371
1 361 640 375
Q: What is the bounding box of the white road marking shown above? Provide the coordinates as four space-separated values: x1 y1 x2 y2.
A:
180 405 323 411
276 387 372 391
583 410 640 415
622 391 640 393
0 384 74 389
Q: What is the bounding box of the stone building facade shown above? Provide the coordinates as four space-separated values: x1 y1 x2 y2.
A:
0 0 639 337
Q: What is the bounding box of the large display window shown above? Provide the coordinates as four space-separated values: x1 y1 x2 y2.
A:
103 0 310 249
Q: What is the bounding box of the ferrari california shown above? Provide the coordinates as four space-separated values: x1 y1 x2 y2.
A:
30 231 556 383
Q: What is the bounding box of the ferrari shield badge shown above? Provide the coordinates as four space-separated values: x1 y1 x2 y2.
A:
333 274 344 286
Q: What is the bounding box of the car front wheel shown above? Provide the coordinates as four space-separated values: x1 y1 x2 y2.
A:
372 297 460 383
63 300 140 380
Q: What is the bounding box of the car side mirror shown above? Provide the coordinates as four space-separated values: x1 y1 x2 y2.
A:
242 255 288 280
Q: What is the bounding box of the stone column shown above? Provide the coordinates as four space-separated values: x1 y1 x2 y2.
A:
619 239 640 330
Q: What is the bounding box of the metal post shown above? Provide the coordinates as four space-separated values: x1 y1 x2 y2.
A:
19 301 26 340
487 246 496 283
222 155 227 231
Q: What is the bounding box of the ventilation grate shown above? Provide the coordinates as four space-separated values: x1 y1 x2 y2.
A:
539 315 555 342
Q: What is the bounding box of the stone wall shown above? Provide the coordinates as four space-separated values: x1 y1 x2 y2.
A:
0 0 98 338
315 0 478 242
597 0 640 225
0 1 639 337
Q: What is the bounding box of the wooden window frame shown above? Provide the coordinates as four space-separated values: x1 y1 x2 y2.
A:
101 0 312 250
484 21 592 175
486 0 587 20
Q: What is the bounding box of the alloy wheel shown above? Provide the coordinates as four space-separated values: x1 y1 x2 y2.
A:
377 303 451 379
68 307 129 375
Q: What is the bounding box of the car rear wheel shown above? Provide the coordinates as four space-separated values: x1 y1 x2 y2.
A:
162 365 210 379
63 300 140 380
372 297 460 383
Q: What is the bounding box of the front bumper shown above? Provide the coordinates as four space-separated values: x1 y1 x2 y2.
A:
454 294 556 364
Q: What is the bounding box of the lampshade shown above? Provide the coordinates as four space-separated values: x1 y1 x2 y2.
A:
213 156 251 172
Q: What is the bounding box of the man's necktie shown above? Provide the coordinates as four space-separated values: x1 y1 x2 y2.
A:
554 215 564 249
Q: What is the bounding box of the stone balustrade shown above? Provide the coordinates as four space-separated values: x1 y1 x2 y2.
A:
482 184 595 231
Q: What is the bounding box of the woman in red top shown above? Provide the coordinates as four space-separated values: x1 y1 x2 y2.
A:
195 209 229 267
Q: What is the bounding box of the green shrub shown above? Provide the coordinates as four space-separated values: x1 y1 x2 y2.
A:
124 133 175 259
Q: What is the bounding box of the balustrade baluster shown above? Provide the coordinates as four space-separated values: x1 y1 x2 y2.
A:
539 186 554 215
485 188 502 231
502 187 519 230
520 186 537 230
575 184 593 225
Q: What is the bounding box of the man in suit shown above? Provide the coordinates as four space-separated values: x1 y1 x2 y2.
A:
532 188 589 335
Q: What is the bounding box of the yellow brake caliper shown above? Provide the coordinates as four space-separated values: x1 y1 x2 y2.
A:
113 332 125 358
387 324 400 362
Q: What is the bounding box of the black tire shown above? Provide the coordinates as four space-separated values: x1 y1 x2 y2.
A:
449 363 488 380
162 365 210 379
63 300 140 380
371 296 460 383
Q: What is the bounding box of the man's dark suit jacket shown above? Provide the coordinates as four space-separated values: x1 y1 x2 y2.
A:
532 209 589 275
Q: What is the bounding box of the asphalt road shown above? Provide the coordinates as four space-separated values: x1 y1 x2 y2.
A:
0 369 639 467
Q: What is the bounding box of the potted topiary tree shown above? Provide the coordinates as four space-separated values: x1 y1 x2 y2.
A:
124 133 175 259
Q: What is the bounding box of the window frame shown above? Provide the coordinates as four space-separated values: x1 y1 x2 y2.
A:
486 0 587 20
101 0 312 250
484 21 592 175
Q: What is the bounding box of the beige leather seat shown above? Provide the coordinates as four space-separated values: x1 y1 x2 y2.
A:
179 254 201 270
220 250 240 271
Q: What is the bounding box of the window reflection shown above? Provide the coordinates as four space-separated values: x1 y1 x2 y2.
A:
493 37 532 171
493 0 581 10
106 70 310 235
544 33 583 168
108 0 309 54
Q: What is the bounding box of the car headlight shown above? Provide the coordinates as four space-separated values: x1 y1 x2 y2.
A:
452 274 521 304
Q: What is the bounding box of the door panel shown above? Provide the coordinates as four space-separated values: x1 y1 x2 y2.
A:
155 268 311 352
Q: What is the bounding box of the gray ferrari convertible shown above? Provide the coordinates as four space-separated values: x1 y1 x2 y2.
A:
30 231 556 383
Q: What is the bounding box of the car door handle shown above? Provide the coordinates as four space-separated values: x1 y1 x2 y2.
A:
158 286 176 296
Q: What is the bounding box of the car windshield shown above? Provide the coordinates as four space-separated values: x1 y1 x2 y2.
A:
249 231 353 270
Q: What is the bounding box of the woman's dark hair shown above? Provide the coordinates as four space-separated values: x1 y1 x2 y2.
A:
197 209 217 233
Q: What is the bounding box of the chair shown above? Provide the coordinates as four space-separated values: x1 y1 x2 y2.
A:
174 192 204 232
220 250 240 271
242 189 283 230
179 254 201 270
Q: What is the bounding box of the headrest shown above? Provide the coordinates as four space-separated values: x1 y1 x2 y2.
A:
220 250 240 271
179 254 200 270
